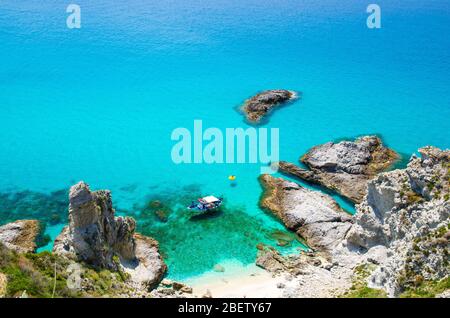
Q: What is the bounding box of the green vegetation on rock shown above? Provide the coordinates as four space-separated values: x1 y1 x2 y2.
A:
0 243 134 298
341 264 387 298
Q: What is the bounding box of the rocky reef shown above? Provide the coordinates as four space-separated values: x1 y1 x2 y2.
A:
0 220 40 254
240 89 297 124
259 146 449 298
279 136 398 203
53 182 167 290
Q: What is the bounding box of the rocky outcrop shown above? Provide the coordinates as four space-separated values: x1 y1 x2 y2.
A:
255 244 352 297
123 233 167 289
53 182 167 290
344 146 450 296
0 220 40 253
259 174 353 253
279 136 398 203
256 244 291 273
240 90 297 124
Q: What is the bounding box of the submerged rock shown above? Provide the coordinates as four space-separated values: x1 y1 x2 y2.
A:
0 220 40 253
279 136 398 203
53 182 167 290
259 174 352 253
240 89 297 124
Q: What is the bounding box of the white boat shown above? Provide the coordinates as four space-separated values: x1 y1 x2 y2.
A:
187 196 223 216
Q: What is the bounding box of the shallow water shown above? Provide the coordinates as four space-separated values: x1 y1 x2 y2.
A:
0 1 449 280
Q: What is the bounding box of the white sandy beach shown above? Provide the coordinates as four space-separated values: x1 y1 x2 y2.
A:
184 260 287 298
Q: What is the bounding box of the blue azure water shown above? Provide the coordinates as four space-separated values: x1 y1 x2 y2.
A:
0 1 449 279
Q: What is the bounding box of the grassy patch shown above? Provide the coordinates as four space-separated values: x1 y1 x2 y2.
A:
399 277 450 298
341 263 387 298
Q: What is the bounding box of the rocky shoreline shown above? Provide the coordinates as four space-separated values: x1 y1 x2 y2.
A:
0 141 448 298
0 182 193 298
278 136 399 203
259 144 449 297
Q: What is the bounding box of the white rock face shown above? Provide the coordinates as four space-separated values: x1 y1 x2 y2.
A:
0 220 39 253
343 146 450 296
259 175 353 252
0 273 7 298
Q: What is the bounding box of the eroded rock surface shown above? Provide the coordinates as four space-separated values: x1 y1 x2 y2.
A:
259 174 353 253
53 182 167 290
240 89 297 123
279 136 398 203
0 220 40 253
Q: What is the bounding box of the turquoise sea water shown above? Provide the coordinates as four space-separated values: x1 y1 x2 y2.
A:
0 1 449 280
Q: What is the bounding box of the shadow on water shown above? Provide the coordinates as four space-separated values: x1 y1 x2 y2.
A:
189 208 224 221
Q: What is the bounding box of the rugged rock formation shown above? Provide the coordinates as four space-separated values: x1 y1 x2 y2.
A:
259 174 353 253
53 182 167 290
0 273 6 298
0 220 40 253
255 244 352 297
344 146 450 296
260 146 449 298
240 89 297 123
279 136 398 203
